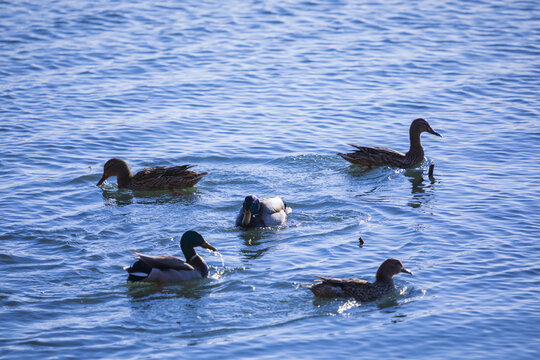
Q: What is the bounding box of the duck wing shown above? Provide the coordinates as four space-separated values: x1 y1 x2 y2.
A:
132 165 208 189
161 165 198 177
310 276 369 298
339 145 406 167
316 276 391 301
316 276 369 287
260 197 287 214
129 251 195 271
349 144 405 157
260 197 291 226
317 276 381 301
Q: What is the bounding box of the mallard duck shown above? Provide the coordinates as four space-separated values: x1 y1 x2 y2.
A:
235 195 292 228
96 158 208 190
338 118 441 168
309 259 412 302
124 230 217 283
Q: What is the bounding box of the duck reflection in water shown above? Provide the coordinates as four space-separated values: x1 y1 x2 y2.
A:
239 229 270 260
126 280 209 300
100 186 199 207
100 187 134 206
126 281 216 327
404 167 436 208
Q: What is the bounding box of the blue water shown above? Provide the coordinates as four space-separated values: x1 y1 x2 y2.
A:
1 0 539 358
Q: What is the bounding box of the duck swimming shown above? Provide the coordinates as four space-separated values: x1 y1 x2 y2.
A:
124 230 217 284
96 158 207 190
308 258 412 302
338 118 441 168
235 195 292 228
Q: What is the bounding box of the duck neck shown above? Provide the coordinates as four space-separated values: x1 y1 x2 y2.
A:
375 271 395 285
181 243 197 261
407 127 424 159
188 255 209 277
117 169 134 188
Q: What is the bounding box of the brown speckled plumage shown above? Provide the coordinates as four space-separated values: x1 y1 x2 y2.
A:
338 118 441 168
96 158 207 190
309 259 412 302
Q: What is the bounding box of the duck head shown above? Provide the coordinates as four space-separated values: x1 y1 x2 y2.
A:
376 258 412 282
241 195 260 227
411 118 441 137
96 158 132 186
180 230 217 260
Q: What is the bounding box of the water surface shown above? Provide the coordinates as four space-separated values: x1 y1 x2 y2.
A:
1 0 539 359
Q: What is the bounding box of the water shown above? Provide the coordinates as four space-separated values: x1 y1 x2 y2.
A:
1 0 539 358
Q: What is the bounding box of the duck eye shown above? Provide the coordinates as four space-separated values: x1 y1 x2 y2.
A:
250 200 260 213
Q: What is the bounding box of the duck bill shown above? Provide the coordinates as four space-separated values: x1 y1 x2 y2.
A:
200 241 217 252
428 127 442 137
96 175 108 186
242 209 251 226
401 268 413 275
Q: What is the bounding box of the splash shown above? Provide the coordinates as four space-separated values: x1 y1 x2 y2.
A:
208 250 226 280
214 250 225 269
207 248 226 269
399 286 408 295
337 300 360 314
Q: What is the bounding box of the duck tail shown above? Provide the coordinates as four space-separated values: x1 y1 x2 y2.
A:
187 172 208 187
125 259 151 282
338 152 354 162
284 201 292 214
309 277 347 297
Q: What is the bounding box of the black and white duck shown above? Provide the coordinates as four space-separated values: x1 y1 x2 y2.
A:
124 231 217 284
235 195 292 228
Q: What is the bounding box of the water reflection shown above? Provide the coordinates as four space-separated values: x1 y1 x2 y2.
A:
344 165 392 183
100 187 199 206
126 279 211 301
344 165 400 198
310 290 406 314
101 188 134 206
404 168 435 208
377 297 400 310
239 229 270 260
125 280 217 327
390 314 408 324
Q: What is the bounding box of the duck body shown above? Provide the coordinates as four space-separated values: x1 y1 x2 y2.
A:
126 253 209 283
338 118 441 168
339 145 421 168
309 259 412 302
124 231 217 284
235 195 292 228
97 158 207 190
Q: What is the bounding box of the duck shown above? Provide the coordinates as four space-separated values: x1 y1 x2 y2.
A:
96 158 208 190
308 258 412 302
124 230 217 284
235 195 292 228
338 118 441 168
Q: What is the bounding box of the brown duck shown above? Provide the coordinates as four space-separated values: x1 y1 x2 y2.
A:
338 118 441 168
96 158 208 190
308 259 412 302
